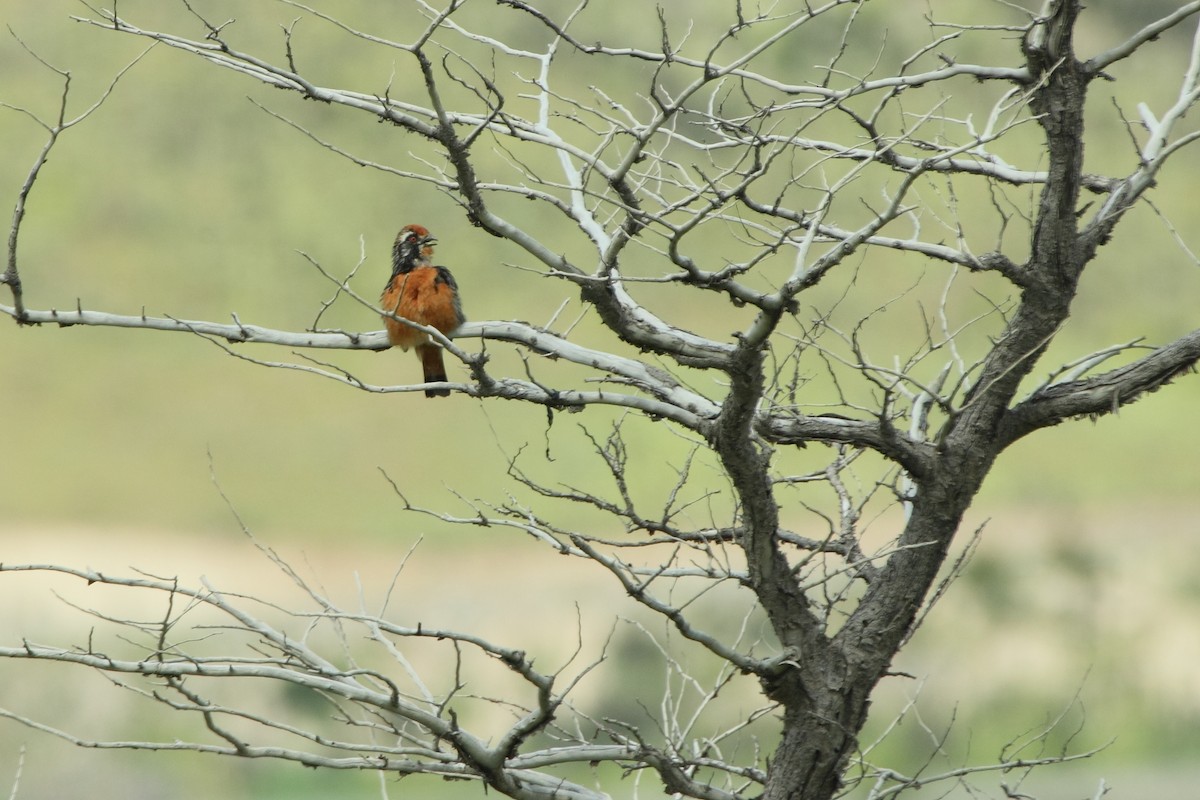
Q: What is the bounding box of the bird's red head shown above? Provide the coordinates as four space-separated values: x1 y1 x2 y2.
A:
392 224 437 274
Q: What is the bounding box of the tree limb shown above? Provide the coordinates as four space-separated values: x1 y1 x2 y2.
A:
1000 329 1200 445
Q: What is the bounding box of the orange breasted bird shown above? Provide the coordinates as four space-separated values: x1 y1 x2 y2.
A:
380 224 465 397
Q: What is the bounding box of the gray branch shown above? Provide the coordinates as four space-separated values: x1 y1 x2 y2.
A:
1001 329 1200 445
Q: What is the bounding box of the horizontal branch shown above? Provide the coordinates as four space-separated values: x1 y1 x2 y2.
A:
757 413 933 480
0 302 388 347
0 640 438 725
1000 328 1200 445
750 134 1119 194
0 707 607 800
0 301 722 420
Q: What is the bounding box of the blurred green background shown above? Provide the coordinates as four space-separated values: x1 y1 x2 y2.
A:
1 1 1198 798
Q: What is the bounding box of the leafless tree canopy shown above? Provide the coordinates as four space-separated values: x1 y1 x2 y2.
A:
3 1 1200 799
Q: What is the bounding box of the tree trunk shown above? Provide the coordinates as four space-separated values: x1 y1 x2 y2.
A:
759 463 988 800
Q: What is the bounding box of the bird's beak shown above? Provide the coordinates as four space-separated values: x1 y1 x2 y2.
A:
424 237 438 247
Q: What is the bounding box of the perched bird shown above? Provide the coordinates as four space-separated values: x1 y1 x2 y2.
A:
380 224 465 397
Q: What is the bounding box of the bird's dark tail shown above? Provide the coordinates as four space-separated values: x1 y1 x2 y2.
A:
417 345 450 398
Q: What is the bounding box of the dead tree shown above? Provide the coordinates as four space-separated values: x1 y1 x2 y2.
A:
3 2 1199 799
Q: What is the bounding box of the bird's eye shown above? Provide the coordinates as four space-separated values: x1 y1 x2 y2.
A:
407 235 418 243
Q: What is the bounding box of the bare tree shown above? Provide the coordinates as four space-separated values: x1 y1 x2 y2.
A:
3 1 1200 799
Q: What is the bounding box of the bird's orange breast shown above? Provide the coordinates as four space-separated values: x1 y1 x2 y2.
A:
380 266 461 350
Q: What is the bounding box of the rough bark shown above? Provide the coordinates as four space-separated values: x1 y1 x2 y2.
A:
736 4 1104 797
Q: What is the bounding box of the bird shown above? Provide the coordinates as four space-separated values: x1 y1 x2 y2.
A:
379 224 465 397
